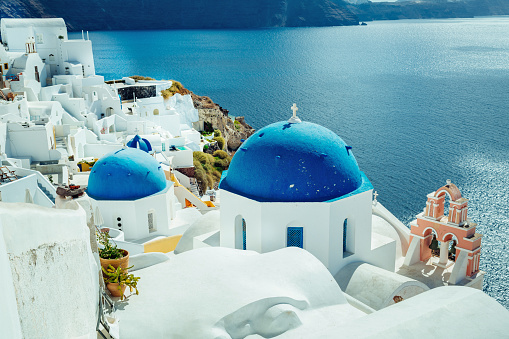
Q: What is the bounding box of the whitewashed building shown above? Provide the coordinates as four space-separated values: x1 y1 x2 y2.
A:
219 113 396 275
87 148 178 241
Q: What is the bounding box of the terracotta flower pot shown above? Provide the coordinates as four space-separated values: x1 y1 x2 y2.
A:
100 249 129 275
107 283 127 298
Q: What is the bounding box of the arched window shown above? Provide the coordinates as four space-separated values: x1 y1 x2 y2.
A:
343 218 354 257
235 215 246 250
287 227 303 248
343 219 348 253
242 219 246 250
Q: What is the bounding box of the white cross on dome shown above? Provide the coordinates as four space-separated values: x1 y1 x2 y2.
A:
288 103 302 124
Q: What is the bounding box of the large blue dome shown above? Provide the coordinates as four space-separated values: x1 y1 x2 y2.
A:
219 121 363 202
88 148 167 200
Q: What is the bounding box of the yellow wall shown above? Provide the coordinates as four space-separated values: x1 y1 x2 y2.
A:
144 235 183 253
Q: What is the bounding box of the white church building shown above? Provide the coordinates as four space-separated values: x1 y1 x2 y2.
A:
219 110 396 275
87 147 178 241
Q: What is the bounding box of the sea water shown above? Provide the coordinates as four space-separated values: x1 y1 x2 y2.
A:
72 17 509 307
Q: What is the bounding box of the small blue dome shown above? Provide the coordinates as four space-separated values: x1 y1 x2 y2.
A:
219 121 363 202
88 148 167 200
127 135 152 153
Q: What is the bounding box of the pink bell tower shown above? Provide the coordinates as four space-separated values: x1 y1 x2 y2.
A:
403 180 482 284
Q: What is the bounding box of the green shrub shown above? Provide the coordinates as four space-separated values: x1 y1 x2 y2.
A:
130 75 155 81
193 151 225 192
205 153 215 165
194 167 208 192
214 158 229 168
213 136 225 150
213 130 222 137
161 80 191 99
213 150 228 159
193 151 208 164
203 144 209 151
211 170 222 181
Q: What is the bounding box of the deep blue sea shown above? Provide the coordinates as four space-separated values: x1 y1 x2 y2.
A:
71 17 509 308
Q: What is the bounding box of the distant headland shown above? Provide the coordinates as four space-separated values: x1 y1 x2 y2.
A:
1 0 509 31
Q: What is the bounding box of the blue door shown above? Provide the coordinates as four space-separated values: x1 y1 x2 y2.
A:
287 227 303 248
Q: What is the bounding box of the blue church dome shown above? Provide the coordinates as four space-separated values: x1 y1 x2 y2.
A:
219 121 363 202
88 148 167 200
127 135 152 153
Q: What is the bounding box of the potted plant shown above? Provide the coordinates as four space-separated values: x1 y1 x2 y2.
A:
102 264 140 300
97 228 129 273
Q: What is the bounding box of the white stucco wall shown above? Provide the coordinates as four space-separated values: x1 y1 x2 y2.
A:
7 122 61 162
148 114 181 137
1 18 67 63
165 93 198 128
0 202 98 338
0 98 30 120
0 174 52 207
0 218 22 338
91 185 176 241
220 188 394 277
83 143 122 159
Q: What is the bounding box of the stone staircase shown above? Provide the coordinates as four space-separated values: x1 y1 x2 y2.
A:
38 182 55 204
189 182 200 197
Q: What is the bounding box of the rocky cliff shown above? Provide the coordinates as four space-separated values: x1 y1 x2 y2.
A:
0 0 358 31
345 0 509 22
192 94 255 152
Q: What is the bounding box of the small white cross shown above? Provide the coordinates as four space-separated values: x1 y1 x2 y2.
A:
373 191 379 202
288 103 302 124
291 103 298 118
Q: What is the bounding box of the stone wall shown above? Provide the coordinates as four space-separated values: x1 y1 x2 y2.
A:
118 85 156 101
176 167 195 178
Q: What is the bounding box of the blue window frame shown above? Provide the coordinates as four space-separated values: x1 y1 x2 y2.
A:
242 219 246 250
287 227 303 248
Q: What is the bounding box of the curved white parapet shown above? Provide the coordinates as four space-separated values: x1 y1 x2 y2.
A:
129 252 170 272
335 262 429 311
372 202 410 255
101 227 124 241
310 286 509 338
115 246 363 338
174 210 220 254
